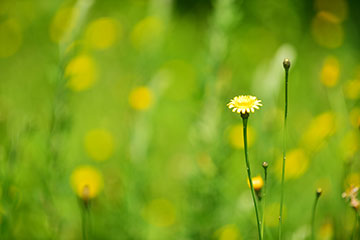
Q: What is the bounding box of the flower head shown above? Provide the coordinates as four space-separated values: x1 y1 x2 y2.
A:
227 95 262 115
248 176 264 191
70 165 103 200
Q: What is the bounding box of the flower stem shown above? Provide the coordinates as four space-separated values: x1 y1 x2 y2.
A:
81 203 90 240
262 162 268 239
279 59 290 240
242 114 262 240
351 210 359 240
311 189 322 240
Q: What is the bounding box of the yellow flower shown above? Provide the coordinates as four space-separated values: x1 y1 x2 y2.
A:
247 176 264 191
70 165 103 200
227 95 262 114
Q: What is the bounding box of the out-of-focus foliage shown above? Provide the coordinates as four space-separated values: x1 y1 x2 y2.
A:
0 0 359 239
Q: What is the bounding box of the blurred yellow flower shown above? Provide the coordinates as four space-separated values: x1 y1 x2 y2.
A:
350 108 360 128
315 0 348 22
129 86 153 110
85 17 121 50
65 54 98 91
0 18 22 58
49 7 74 43
130 16 163 50
311 11 343 49
345 173 360 188
320 56 340 87
275 149 309 180
228 124 256 149
142 198 176 227
340 130 359 160
70 165 103 199
343 79 360 100
227 95 262 114
318 221 334 240
215 224 241 240
247 176 264 191
84 129 115 161
300 112 336 152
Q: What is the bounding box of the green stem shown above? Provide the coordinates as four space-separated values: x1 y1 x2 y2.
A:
81 205 90 240
351 210 358 240
311 195 320 240
279 62 289 240
242 115 262 240
262 165 268 239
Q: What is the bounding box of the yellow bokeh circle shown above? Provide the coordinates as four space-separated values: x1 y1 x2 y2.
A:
228 124 256 149
84 129 115 161
142 198 176 227
49 7 74 43
85 17 121 50
343 79 360 100
311 11 344 49
0 19 22 58
275 149 309 180
65 54 98 91
129 86 153 111
216 224 241 240
130 16 163 50
300 112 336 152
320 56 340 88
70 165 103 199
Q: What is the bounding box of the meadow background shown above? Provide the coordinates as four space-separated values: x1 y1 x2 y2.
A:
0 0 360 239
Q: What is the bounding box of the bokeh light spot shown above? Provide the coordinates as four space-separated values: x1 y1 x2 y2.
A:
65 54 98 91
49 7 74 43
228 124 255 149
311 11 344 49
142 198 176 227
320 56 340 87
70 165 103 199
340 130 359 160
315 0 348 22
84 129 115 161
85 17 121 50
275 149 309 180
349 108 360 128
129 86 153 111
216 224 241 240
130 16 163 50
300 112 336 152
343 79 360 100
0 19 22 58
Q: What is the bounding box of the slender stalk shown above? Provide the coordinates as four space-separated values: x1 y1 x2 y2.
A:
350 209 359 240
81 201 90 240
242 114 262 240
279 59 290 240
262 162 269 239
311 189 322 240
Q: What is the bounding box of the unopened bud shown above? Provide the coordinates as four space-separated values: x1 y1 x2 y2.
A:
262 161 268 169
283 58 291 70
316 188 323 197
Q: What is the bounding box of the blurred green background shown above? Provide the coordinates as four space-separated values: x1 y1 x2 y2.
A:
0 0 360 239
